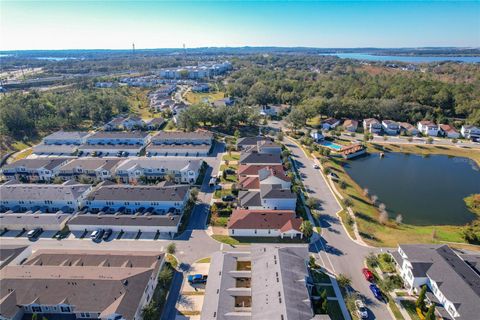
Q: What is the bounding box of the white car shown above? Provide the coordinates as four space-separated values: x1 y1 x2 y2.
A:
312 163 320 169
355 300 368 319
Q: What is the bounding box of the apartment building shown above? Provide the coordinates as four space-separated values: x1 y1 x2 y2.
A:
1 158 69 182
0 250 164 320
146 131 213 156
114 158 203 184
83 183 190 214
0 180 91 213
57 158 123 181
200 245 313 320
33 131 91 155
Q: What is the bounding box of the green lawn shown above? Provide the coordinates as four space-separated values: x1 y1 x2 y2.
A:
185 91 225 104
222 153 240 161
213 189 233 199
400 300 421 320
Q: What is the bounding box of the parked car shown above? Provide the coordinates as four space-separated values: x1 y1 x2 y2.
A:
369 284 383 300
27 228 42 239
188 274 208 284
362 268 375 282
355 300 368 319
329 172 339 179
312 163 320 169
224 168 235 175
222 195 235 202
103 228 112 240
90 229 105 241
209 177 217 186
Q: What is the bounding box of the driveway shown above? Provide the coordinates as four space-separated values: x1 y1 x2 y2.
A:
285 137 391 320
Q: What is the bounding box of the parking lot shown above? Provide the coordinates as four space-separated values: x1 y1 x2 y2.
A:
175 260 211 319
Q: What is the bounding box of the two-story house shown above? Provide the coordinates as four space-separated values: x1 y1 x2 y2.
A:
363 118 382 134
417 120 439 136
382 120 400 135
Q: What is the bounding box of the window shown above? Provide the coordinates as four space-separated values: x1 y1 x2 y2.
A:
60 306 71 312
232 229 235 235
32 306 42 313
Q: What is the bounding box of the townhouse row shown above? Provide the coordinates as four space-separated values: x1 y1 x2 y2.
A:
31 129 214 157
0 245 164 320
2 157 204 184
318 117 480 140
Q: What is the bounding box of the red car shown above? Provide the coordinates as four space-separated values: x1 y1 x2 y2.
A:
362 268 374 282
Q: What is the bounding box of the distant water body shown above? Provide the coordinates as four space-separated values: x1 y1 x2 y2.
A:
322 53 480 64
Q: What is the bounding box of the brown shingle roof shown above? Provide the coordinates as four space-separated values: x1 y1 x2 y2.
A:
227 209 301 232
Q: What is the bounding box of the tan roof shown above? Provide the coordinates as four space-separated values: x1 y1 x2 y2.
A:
239 176 260 189
439 124 458 133
227 209 301 232
340 144 366 155
0 250 163 320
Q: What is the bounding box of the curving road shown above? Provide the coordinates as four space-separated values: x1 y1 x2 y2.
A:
284 136 392 320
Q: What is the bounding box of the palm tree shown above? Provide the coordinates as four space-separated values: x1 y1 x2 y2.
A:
300 220 313 239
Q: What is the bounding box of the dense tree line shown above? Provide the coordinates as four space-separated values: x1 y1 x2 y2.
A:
226 56 480 126
0 87 130 140
177 103 260 133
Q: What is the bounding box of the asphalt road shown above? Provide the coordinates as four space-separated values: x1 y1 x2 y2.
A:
285 137 392 320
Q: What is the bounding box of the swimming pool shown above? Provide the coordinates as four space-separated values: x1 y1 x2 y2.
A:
320 141 343 151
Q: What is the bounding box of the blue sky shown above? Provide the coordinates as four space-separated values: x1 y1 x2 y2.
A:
1 1 479 50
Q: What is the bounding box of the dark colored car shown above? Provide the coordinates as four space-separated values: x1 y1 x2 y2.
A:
188 274 208 284
222 195 235 202
362 268 375 282
103 229 112 240
369 284 383 300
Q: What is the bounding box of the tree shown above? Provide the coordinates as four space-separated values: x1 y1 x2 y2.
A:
167 242 176 254
300 220 313 239
276 131 284 142
395 214 403 224
343 197 353 207
425 305 436 320
248 81 271 106
416 285 427 311
190 187 199 202
338 180 347 189
321 298 328 314
141 303 159 320
158 266 173 286
306 197 319 209
337 273 352 288
234 129 241 139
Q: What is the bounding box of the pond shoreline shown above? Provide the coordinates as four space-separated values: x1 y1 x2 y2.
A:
319 143 480 248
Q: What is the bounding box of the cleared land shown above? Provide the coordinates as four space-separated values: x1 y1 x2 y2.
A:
184 91 225 105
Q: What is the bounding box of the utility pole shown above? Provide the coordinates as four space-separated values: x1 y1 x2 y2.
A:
132 43 135 55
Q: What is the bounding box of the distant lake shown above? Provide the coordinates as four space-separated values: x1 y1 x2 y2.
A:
36 57 77 61
322 53 480 64
344 153 480 226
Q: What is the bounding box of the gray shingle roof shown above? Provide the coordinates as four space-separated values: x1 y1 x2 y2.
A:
238 190 262 207
43 131 90 140
260 184 296 199
2 158 69 171
86 184 189 202
201 245 313 320
0 181 90 202
68 213 180 227
88 131 149 140
239 152 282 165
59 158 122 171
399 244 480 319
